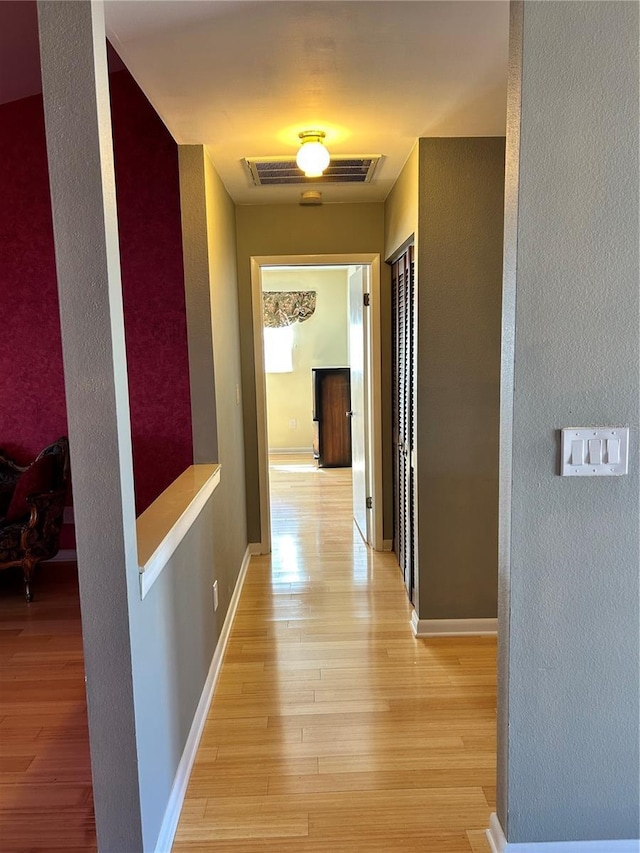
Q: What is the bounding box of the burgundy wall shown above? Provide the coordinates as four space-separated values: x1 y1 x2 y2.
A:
0 93 68 467
0 49 193 516
109 67 193 514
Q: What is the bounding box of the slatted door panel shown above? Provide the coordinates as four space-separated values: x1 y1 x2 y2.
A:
391 245 415 601
407 247 416 602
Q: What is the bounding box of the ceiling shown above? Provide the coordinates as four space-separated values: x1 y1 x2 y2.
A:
0 1 509 206
104 1 510 205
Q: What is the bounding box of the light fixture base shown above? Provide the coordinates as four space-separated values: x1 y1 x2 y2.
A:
296 130 330 177
298 130 326 143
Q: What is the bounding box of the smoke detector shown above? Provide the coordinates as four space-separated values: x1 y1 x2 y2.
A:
300 190 323 206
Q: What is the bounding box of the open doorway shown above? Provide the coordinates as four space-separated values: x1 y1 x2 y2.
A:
250 254 384 555
262 266 349 460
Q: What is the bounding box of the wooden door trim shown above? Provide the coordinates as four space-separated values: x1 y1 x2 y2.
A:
250 254 383 553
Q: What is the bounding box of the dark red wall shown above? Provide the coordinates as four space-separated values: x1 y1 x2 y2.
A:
109 67 193 514
0 93 68 467
0 56 193 515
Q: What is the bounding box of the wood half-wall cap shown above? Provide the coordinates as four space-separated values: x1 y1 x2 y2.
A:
137 464 221 598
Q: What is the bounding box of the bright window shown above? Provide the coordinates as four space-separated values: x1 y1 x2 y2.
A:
264 325 294 373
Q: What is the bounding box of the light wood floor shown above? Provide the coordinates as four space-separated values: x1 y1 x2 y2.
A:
0 562 96 853
173 454 496 852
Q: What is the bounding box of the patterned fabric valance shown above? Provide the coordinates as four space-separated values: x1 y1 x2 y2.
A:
263 291 317 328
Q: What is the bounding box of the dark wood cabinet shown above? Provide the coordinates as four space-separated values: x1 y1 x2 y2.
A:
312 368 352 467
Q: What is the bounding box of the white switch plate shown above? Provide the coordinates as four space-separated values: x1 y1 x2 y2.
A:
561 427 629 476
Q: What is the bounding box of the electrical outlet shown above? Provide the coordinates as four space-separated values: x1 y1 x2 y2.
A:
289 418 297 429
212 580 219 611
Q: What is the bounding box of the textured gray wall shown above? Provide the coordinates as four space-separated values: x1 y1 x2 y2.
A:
203 149 249 614
38 3 144 849
179 145 219 463
416 137 505 620
128 502 221 850
130 147 248 851
39 7 249 850
498 1 639 842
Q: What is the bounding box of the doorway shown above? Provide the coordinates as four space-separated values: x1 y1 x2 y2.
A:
250 254 384 555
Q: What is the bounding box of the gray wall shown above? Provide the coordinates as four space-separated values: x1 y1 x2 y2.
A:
38 4 144 848
39 6 248 849
179 145 219 463
498 0 639 842
203 148 249 612
235 203 391 544
416 137 505 620
129 502 221 850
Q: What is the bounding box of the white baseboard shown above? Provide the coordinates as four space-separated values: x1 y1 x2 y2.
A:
487 813 508 853
153 545 252 853
487 813 639 853
268 447 314 455
248 542 264 555
411 610 497 637
382 538 393 552
44 549 77 563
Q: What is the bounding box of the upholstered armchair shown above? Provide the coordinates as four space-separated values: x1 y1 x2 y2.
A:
0 437 70 601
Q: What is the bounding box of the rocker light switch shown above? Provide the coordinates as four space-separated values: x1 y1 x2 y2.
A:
607 438 620 465
571 439 584 466
561 427 629 476
588 439 602 465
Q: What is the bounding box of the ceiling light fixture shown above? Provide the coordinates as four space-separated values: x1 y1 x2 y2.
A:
296 130 330 177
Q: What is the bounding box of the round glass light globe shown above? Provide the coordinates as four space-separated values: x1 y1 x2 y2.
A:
296 140 330 177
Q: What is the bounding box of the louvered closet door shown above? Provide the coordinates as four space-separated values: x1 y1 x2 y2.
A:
391 246 415 601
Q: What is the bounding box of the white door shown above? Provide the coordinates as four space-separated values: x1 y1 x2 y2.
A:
348 265 371 543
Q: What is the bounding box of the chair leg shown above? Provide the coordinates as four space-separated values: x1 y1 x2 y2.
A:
23 559 36 603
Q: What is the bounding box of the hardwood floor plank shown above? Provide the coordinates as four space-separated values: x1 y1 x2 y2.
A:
173 454 496 851
267 767 498 795
0 563 96 851
172 835 472 853
467 828 492 852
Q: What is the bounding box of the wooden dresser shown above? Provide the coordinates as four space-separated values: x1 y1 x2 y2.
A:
312 367 352 468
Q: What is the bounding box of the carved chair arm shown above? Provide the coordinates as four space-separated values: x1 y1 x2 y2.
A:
0 452 28 493
20 489 66 551
0 450 28 473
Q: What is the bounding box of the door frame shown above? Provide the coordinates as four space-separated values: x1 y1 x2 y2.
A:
250 253 384 554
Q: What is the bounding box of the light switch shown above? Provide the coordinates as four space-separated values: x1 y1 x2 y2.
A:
561 427 629 476
571 440 584 466
607 438 620 465
588 439 602 465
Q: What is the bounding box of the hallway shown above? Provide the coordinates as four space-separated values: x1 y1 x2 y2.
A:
173 455 496 852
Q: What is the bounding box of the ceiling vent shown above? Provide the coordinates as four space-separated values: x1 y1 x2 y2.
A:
244 156 381 187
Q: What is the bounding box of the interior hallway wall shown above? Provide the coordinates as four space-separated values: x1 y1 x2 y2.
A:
203 148 249 612
498 1 639 842
384 143 418 260
38 4 249 847
416 137 505 621
235 203 391 543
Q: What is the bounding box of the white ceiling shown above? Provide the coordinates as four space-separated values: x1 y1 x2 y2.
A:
105 1 510 206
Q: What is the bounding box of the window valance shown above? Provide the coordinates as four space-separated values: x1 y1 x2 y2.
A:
263 291 317 328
